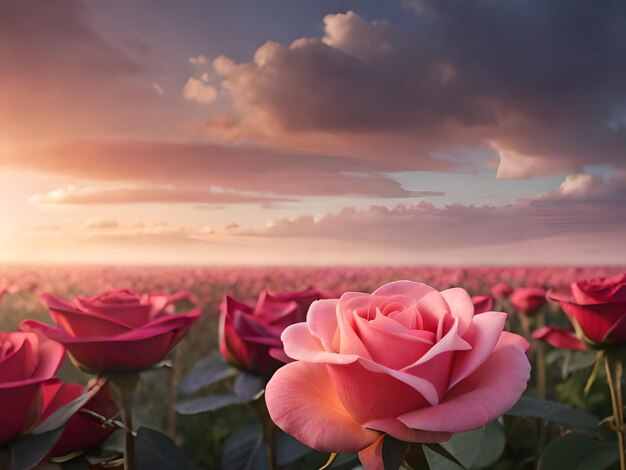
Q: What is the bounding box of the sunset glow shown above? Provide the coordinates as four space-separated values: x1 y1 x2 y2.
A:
1 0 625 266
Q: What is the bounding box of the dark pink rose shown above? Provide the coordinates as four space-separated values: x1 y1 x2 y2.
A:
265 281 530 468
219 289 324 376
20 289 201 373
0 331 65 447
544 273 626 347
472 295 494 314
509 287 547 316
490 282 513 300
43 380 119 459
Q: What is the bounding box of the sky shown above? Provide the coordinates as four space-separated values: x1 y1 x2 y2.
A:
0 0 625 266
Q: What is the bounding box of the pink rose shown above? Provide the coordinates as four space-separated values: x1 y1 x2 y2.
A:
471 295 494 314
43 380 119 459
220 289 324 376
509 287 547 316
0 331 65 447
265 281 530 469
490 282 512 300
21 289 201 373
537 273 626 349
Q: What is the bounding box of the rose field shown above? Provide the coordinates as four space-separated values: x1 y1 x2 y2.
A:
1 265 626 470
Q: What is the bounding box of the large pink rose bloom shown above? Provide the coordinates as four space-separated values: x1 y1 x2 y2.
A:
0 331 65 447
536 273 626 350
21 289 201 373
265 281 530 470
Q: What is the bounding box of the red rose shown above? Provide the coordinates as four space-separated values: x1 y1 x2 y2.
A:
0 331 65 447
509 287 547 316
21 289 201 373
43 380 119 459
219 289 323 376
542 273 626 347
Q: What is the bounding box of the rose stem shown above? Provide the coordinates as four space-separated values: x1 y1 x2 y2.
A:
605 356 626 470
534 312 548 458
251 395 277 470
166 349 180 439
123 400 136 470
111 373 140 470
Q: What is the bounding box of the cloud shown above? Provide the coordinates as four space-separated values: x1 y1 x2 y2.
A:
250 172 626 251
28 184 296 206
189 54 208 65
199 5 626 178
17 173 626 265
84 218 120 229
183 77 218 104
3 141 444 198
0 0 172 140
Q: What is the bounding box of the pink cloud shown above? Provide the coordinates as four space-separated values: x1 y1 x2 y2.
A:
28 185 296 205
4 141 444 198
250 173 626 251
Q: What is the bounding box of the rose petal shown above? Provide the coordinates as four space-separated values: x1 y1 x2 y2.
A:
0 332 38 382
266 361 379 453
416 291 451 334
357 435 385 470
403 317 471 369
0 381 44 446
448 312 507 388
372 281 437 301
282 323 359 365
441 288 475 335
22 310 201 373
560 301 623 344
532 327 587 351
42 293 133 337
307 299 340 351
398 338 530 433
364 417 451 443
327 361 433 423
353 315 433 369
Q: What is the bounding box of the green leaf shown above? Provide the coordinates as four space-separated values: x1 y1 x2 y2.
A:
506 396 600 430
178 353 238 395
539 432 619 470
405 444 430 469
175 393 248 414
275 429 312 465
382 435 409 470
424 421 504 470
233 373 265 401
566 351 598 373
135 427 197 470
423 443 464 468
221 425 267 470
9 427 65 470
